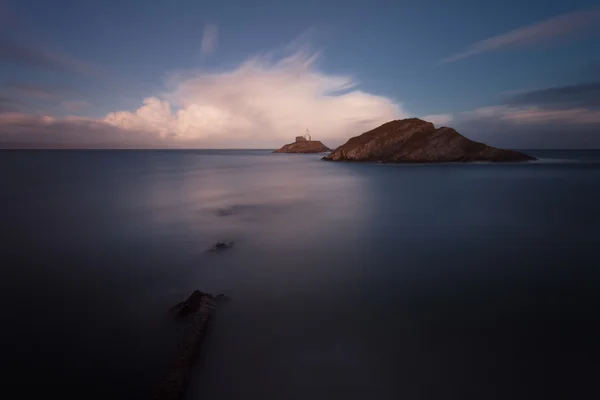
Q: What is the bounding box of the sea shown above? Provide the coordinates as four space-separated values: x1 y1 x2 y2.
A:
1 149 599 399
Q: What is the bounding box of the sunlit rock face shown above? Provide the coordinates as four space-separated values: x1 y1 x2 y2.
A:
324 118 536 163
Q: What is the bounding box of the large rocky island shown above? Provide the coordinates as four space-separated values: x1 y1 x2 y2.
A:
274 135 331 153
323 118 535 162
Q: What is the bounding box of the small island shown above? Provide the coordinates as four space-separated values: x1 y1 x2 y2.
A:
323 118 536 163
274 132 331 154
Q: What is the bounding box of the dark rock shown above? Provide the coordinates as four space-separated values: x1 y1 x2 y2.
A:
155 290 224 400
212 293 227 302
208 242 234 252
216 204 260 217
170 290 219 317
216 208 235 217
323 118 536 163
273 140 331 153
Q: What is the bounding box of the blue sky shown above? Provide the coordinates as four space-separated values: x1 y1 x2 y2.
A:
1 0 599 148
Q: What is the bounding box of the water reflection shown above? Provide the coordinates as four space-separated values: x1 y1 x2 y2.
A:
0 150 598 400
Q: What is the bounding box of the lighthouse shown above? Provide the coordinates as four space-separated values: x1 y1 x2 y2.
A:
295 129 311 143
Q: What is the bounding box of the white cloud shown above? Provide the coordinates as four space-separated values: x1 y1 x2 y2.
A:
104 97 177 136
0 49 407 148
201 24 218 55
102 51 405 147
421 113 453 126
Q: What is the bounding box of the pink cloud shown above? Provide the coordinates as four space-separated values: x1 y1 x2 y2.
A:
0 49 405 148
103 51 405 146
0 112 163 148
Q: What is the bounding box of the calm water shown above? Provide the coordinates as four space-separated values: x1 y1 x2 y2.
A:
1 149 599 399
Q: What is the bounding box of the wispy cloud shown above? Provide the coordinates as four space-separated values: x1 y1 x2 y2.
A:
507 82 600 108
0 96 23 112
0 2 102 77
0 37 102 76
441 7 600 64
419 80 600 148
455 104 600 148
61 100 92 112
462 105 600 124
5 82 58 100
200 24 218 55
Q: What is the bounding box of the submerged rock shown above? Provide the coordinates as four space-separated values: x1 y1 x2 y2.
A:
215 204 257 217
323 118 536 163
216 208 235 217
169 290 222 317
208 242 234 252
155 290 226 400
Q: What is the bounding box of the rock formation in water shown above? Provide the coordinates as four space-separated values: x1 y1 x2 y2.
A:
274 136 331 153
154 291 227 400
207 242 234 252
323 118 536 163
169 290 225 317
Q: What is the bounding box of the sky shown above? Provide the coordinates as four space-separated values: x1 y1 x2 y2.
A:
1 0 599 149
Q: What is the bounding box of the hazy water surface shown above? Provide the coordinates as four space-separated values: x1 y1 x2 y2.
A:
1 150 599 399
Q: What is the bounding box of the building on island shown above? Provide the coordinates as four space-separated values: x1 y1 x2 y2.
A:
295 129 311 143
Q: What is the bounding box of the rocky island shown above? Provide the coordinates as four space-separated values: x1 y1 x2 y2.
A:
323 118 536 163
274 134 331 153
